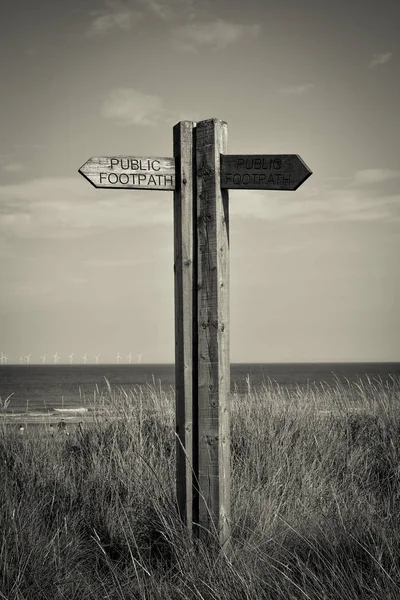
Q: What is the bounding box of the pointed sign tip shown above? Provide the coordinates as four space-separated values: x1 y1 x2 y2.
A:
293 170 313 190
78 157 94 173
220 154 312 190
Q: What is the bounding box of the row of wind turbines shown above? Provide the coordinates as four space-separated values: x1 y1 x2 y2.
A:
0 352 142 365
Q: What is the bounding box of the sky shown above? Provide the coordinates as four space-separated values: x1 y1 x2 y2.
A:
0 0 399 364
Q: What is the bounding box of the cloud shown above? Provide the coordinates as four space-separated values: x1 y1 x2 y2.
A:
278 83 314 95
0 154 24 172
137 0 174 20
171 20 260 52
101 87 199 126
2 163 24 173
135 0 197 20
101 88 166 126
229 178 400 224
87 1 142 36
86 0 196 36
352 168 400 185
2 166 399 245
368 52 392 68
0 177 173 240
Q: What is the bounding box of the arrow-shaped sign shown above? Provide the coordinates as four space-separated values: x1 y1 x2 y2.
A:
220 154 312 190
79 156 176 190
79 154 312 192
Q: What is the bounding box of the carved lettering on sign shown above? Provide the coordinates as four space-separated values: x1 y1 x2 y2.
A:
220 154 312 190
99 172 174 187
79 156 176 190
223 173 291 187
236 157 282 170
110 158 161 171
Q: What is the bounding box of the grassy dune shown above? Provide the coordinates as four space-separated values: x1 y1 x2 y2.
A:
1 376 400 599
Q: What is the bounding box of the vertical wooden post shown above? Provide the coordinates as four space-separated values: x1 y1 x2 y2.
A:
195 119 231 550
173 121 196 533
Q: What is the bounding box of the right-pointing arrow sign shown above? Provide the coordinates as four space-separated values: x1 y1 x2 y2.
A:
220 154 312 190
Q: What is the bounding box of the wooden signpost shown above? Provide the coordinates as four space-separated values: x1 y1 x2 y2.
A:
79 119 312 552
79 156 175 190
220 154 312 190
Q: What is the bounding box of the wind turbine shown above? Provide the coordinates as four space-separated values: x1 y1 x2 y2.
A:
116 352 121 364
126 352 132 364
52 352 60 364
19 355 24 365
95 354 100 364
82 353 88 365
137 353 142 365
68 353 74 364
25 354 31 366
40 355 46 364
0 353 6 365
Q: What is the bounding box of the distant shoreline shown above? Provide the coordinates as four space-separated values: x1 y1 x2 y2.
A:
0 413 117 426
0 361 399 367
0 406 368 429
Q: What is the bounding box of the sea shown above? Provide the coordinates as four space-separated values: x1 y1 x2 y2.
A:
0 362 399 420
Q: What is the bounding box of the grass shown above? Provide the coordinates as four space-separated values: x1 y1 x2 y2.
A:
1 375 400 599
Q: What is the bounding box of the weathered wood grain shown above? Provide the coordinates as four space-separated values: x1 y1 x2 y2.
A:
79 156 176 190
195 119 231 551
78 120 312 557
173 121 196 535
221 154 312 190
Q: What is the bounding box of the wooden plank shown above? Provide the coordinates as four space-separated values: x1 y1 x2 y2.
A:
79 156 176 190
173 121 196 534
221 154 312 190
195 119 231 551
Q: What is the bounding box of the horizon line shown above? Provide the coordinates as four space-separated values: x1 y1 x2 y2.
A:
1 360 399 366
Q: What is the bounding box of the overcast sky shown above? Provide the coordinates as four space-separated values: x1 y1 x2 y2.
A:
0 0 399 364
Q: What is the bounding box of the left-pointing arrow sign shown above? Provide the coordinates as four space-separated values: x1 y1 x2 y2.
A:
79 156 176 190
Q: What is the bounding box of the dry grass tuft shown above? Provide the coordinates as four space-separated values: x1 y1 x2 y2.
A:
1 376 400 599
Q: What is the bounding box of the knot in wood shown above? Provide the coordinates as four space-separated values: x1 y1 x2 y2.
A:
197 159 214 182
204 434 218 445
199 190 208 202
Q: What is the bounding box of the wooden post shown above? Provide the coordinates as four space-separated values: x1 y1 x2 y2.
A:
79 119 312 554
195 119 231 550
173 121 196 533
